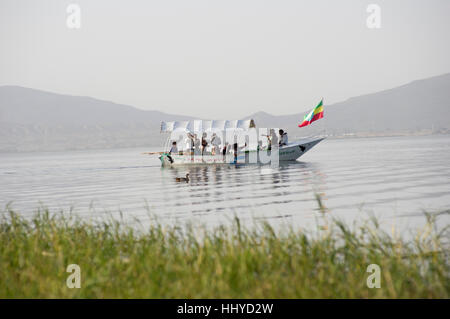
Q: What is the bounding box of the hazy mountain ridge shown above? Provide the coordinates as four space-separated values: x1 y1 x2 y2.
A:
0 86 194 151
1 73 449 152
0 86 194 125
246 73 450 139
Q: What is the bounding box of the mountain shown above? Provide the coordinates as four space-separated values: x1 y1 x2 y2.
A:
245 73 450 139
1 73 449 152
0 86 193 151
0 86 193 126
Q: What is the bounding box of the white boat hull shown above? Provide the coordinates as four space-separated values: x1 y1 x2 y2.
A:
159 137 325 166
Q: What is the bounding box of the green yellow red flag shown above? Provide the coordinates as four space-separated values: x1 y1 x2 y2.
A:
298 99 324 128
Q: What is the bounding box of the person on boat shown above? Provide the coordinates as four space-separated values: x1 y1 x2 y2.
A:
232 142 247 163
201 132 208 156
267 129 278 151
165 141 178 164
193 134 201 155
169 141 178 154
232 143 238 163
279 129 288 147
187 133 195 155
222 142 229 160
257 140 264 151
211 133 221 155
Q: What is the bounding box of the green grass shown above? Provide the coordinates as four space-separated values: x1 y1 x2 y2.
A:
0 208 448 298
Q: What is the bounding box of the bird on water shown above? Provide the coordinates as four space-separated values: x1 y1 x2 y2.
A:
176 173 190 183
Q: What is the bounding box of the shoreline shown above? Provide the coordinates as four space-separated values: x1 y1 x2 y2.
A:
1 132 449 154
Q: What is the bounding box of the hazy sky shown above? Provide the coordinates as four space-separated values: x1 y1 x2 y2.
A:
1 0 449 118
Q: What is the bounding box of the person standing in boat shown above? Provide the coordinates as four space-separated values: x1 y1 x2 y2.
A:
193 134 201 155
187 133 195 155
257 140 264 151
222 142 229 161
267 129 278 151
201 132 208 156
232 142 247 163
211 133 221 155
279 129 288 146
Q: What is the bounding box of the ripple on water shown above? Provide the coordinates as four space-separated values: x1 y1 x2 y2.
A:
0 135 449 231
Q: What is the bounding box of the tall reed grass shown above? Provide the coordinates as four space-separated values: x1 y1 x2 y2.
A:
0 208 448 298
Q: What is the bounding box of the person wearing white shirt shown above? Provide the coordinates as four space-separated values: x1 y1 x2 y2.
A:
266 129 278 151
279 129 288 146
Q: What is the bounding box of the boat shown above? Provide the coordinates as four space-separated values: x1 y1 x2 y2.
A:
157 119 325 166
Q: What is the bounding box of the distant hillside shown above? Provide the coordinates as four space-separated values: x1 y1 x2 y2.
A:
246 73 450 139
1 73 449 151
0 86 193 151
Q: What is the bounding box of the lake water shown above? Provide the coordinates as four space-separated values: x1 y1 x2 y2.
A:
1 135 449 233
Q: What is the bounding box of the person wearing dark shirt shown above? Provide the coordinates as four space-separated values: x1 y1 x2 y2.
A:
201 133 208 156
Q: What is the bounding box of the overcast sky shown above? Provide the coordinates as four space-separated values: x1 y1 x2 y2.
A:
1 0 449 118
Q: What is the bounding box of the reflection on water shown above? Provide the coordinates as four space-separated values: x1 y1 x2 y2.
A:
160 161 324 217
0 135 449 230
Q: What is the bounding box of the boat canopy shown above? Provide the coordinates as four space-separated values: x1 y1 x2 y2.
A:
160 119 256 133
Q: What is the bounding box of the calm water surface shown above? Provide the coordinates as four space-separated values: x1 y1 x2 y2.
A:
1 135 449 231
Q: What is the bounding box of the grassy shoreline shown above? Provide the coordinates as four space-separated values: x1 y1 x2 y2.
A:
0 209 448 298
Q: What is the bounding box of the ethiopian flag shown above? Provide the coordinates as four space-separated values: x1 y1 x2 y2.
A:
298 99 324 128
